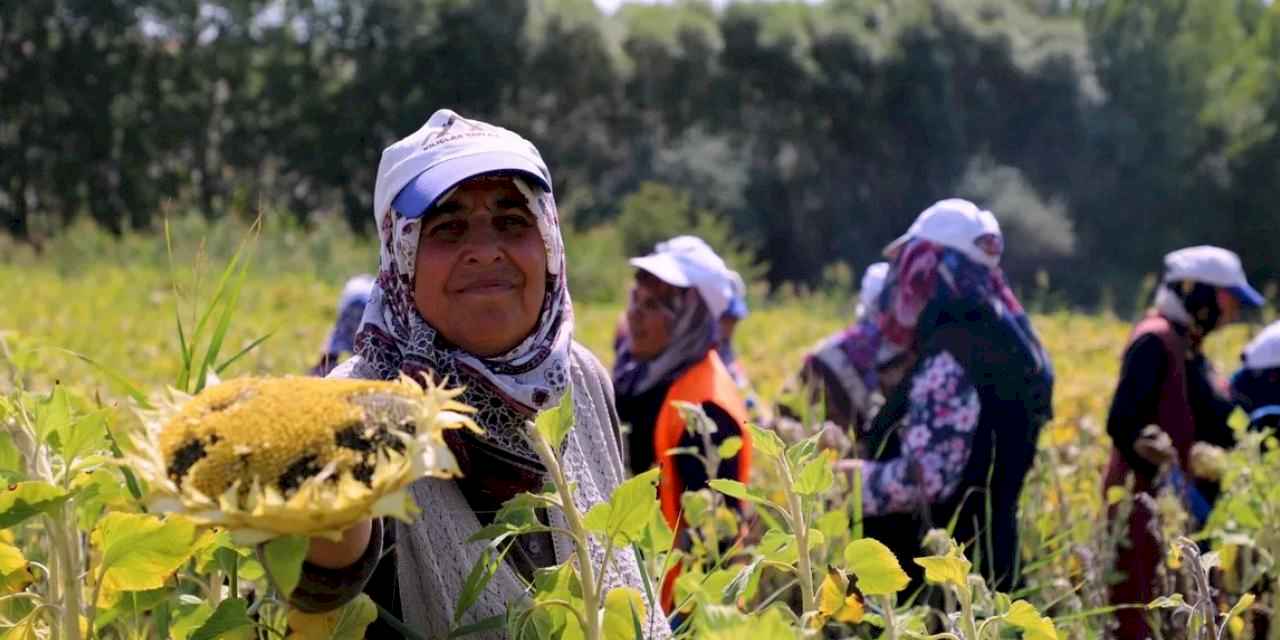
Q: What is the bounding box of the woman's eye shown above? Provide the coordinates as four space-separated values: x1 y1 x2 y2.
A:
638 296 668 314
495 214 533 232
427 219 466 240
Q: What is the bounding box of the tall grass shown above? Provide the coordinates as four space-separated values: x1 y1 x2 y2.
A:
0 212 1259 397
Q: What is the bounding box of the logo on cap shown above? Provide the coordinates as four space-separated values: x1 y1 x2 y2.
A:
420 114 501 151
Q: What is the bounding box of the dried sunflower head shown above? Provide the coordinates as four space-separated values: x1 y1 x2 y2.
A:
126 375 477 544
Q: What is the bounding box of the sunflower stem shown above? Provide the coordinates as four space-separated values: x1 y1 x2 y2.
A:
209 570 224 608
20 399 83 640
529 427 601 640
957 588 979 640
880 595 900 640
780 456 815 614
51 503 84 640
229 558 239 601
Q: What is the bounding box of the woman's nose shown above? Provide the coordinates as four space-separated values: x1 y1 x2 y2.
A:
461 222 503 264
625 301 645 327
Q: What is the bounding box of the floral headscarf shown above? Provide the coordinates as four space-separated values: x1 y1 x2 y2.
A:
877 238 1048 375
351 174 574 475
809 318 882 395
613 286 718 397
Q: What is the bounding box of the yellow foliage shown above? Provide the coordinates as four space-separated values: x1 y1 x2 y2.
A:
1006 600 1058 640
1229 613 1246 639
1106 485 1129 506
1044 419 1079 448
814 568 864 628
914 544 972 588
0 541 33 595
1167 543 1183 571
286 593 377 639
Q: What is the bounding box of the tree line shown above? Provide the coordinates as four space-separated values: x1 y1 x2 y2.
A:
3 0 1279 305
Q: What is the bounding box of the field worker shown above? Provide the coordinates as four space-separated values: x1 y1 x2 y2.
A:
714 257 769 419
1103 246 1262 639
837 199 1054 593
292 110 669 639
616 236 756 393
1230 321 1280 432
790 261 890 435
717 268 751 389
309 274 374 376
612 235 753 612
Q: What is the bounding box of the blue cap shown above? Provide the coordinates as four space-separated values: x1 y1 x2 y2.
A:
1230 284 1266 309
375 110 553 226
725 294 749 320
1164 246 1265 309
391 151 551 219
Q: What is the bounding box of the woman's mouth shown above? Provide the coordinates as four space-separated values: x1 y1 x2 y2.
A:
456 278 518 295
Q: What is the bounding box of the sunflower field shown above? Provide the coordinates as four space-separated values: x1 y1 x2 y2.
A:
0 217 1276 639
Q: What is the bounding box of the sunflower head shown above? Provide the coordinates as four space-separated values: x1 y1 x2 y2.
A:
127 375 477 544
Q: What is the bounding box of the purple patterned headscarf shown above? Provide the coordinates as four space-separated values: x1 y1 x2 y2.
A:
348 114 575 472
811 319 882 394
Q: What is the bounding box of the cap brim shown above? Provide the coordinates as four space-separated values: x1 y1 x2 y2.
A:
391 151 551 219
1231 283 1266 308
725 296 749 319
629 255 691 288
882 233 911 260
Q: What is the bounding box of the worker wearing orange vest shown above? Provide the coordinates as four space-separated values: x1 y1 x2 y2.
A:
612 236 752 616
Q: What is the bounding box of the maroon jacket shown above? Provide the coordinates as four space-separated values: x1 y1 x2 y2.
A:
1104 314 1197 491
1104 314 1196 639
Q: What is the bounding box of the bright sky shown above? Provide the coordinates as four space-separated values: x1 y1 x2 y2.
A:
592 0 780 14
594 0 689 12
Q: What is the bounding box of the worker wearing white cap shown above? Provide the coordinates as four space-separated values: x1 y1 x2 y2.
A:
837 198 1054 596
1230 321 1280 431
717 269 753 390
1103 245 1264 638
648 236 755 392
611 235 753 612
882 197 1003 268
310 274 375 376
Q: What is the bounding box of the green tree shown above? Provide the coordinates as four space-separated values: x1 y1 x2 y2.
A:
614 181 764 281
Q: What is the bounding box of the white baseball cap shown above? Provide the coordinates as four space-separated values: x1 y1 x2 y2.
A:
373 109 552 230
883 198 1003 268
1163 246 1264 308
338 274 375 310
858 261 890 317
1242 321 1280 371
630 235 735 318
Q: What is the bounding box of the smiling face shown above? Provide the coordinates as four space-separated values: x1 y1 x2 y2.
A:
413 175 547 357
